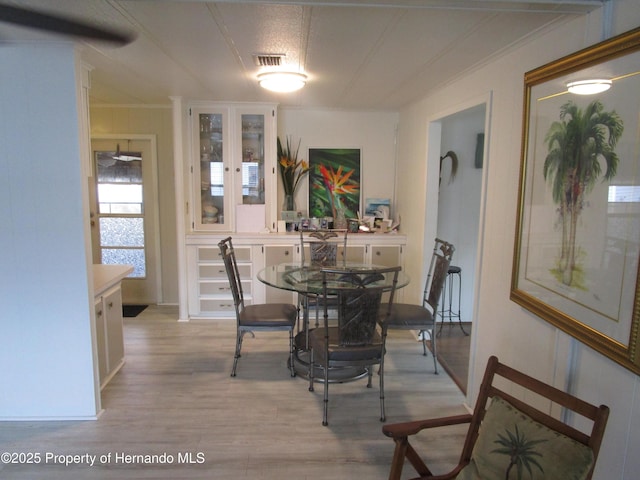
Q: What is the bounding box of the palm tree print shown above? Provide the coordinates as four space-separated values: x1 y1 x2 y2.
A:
491 424 547 480
543 99 623 286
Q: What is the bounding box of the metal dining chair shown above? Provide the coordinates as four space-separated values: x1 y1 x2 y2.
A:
218 237 297 377
380 238 454 374
308 265 401 426
298 229 349 342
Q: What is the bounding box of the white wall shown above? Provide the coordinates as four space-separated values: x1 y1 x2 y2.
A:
397 2 640 478
0 44 98 419
278 108 399 219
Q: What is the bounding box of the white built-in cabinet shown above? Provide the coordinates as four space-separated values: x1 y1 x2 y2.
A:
187 244 254 317
93 265 132 389
94 285 124 389
188 103 277 233
185 235 406 319
176 100 406 321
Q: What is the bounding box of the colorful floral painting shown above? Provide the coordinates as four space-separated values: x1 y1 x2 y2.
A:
308 148 361 220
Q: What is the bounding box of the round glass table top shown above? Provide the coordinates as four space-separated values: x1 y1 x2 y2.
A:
257 263 409 295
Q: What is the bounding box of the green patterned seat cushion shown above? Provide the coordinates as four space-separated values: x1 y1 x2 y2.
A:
456 396 594 480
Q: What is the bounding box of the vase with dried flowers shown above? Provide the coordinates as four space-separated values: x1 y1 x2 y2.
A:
278 136 309 211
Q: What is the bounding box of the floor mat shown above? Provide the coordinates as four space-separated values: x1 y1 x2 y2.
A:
122 305 148 317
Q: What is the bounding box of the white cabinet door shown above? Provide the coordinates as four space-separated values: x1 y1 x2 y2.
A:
191 106 231 231
340 244 366 263
95 284 125 389
368 244 404 302
103 285 125 377
369 244 403 267
94 298 108 384
263 244 297 304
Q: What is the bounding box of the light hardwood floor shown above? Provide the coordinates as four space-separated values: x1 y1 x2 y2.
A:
0 305 468 479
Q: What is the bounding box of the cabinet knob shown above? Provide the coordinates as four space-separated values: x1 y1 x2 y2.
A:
376 251 381 256
236 167 241 172
108 301 113 308
97 309 103 317
284 250 289 256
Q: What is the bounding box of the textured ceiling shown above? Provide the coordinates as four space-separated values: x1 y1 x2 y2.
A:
0 0 603 109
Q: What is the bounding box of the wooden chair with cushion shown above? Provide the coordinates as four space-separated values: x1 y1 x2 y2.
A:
218 237 297 377
382 355 610 480
308 265 401 426
381 238 454 374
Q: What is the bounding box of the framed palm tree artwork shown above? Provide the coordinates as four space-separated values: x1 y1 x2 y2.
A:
308 148 361 225
510 26 640 375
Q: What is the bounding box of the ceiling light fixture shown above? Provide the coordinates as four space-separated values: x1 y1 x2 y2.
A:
566 79 612 95
258 71 307 93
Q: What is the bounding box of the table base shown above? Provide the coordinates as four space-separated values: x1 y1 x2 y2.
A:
292 331 369 382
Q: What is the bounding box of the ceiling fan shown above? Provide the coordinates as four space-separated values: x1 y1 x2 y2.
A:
0 2 135 45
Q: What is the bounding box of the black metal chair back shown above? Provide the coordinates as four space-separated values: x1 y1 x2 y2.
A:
218 236 245 316
423 238 455 313
325 268 397 347
300 229 348 267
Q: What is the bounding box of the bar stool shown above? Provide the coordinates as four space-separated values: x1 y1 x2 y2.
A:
439 265 468 335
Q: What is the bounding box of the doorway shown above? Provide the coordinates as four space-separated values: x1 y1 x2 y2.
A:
428 96 491 397
89 136 160 305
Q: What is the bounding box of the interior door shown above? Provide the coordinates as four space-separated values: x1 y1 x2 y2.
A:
89 137 159 305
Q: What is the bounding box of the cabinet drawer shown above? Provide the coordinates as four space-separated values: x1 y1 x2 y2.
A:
199 263 251 279
200 280 251 296
339 245 366 263
198 246 252 262
200 298 252 313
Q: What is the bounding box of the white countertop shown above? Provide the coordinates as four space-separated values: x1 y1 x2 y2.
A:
93 264 134 296
185 231 406 246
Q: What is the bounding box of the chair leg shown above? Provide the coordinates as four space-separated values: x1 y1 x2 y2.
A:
379 358 386 422
308 347 315 392
322 358 329 426
387 437 408 480
420 330 428 356
231 330 244 377
367 365 373 388
431 327 438 374
288 328 295 377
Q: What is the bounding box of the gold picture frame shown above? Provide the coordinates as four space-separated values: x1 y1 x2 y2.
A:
511 27 640 375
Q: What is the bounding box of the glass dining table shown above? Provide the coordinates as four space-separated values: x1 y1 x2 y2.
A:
257 262 409 295
257 263 410 379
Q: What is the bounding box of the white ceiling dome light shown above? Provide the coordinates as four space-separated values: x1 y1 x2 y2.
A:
566 79 612 95
258 71 307 93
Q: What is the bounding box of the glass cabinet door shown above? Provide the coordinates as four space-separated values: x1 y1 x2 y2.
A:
196 110 228 229
191 104 275 232
240 113 265 205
